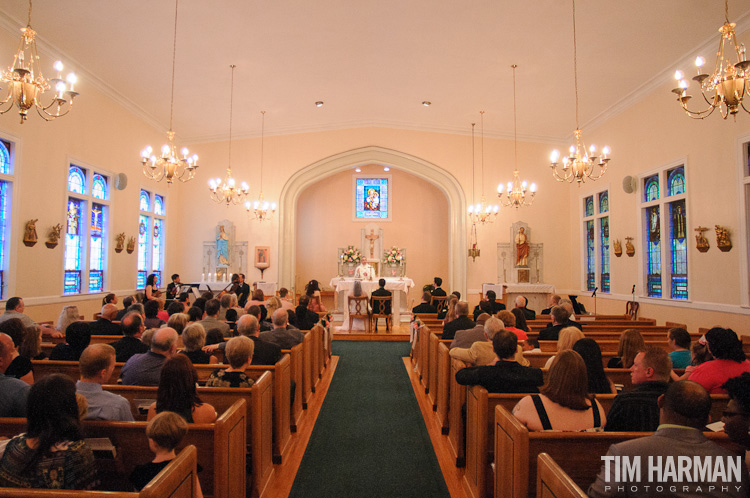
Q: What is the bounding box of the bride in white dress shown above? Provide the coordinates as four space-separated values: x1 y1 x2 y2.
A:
337 280 371 332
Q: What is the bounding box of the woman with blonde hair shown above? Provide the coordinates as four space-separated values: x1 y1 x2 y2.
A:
543 326 585 368
442 296 459 325
180 323 218 365
265 296 282 317
512 350 606 431
56 305 81 335
607 329 645 368
20 324 45 360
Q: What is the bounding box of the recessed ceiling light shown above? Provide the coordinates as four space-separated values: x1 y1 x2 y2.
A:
355 168 361 173
315 101 324 107
422 101 431 107
384 167 390 171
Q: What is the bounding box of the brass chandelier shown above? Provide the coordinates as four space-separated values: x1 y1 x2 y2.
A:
672 0 749 119
0 0 79 124
467 112 500 224
549 0 611 184
245 111 277 222
497 65 536 208
140 0 199 184
209 65 249 205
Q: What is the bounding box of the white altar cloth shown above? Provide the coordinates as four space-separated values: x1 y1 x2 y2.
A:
499 283 555 312
329 277 415 326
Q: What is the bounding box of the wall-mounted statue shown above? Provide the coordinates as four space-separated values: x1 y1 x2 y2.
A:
126 236 136 254
694 226 709 253
46 224 62 248
613 239 622 257
23 219 38 247
115 233 126 253
625 237 635 257
715 225 732 252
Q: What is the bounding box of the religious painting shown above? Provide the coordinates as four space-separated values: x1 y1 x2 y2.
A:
354 175 390 220
255 246 270 269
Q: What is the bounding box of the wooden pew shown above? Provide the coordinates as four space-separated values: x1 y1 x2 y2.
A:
538 340 670 354
0 400 247 498
282 340 305 432
524 351 620 369
448 357 468 466
436 341 451 433
535 453 587 498
0 445 200 498
493 404 737 498
101 373 275 498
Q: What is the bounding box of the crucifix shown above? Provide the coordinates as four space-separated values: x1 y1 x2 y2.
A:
365 229 379 258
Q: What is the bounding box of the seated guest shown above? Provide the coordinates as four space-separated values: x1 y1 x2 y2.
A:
0 332 30 417
295 296 320 331
540 294 561 315
167 313 188 344
604 347 671 432
0 318 33 384
305 279 327 313
165 273 181 301
56 305 81 335
572 338 617 394
450 317 506 366
156 299 169 323
218 293 233 320
19 324 46 361
455 330 543 393
607 328 645 368
689 327 750 394
279 287 295 311
450 313 490 349
75 344 133 421
204 315 282 365
259 309 304 349
110 312 149 363
115 295 135 321
206 336 256 388
513 295 535 321
496 310 528 341
90 303 122 335
441 302 475 341
263 296 283 327
412 291 437 314
537 306 573 341
247 305 272 332
121 327 179 386
179 323 218 365
191 297 207 313
431 277 447 297
0 297 36 328
187 306 203 323
558 299 580 325
245 289 268 319
102 293 117 306
589 381 749 498
371 279 392 315
666 327 692 369
128 302 146 319
198 298 231 338
672 338 713 381
543 326 584 368
472 290 505 320
49 322 91 361
721 373 750 464
129 412 202 495
147 355 217 423
510 307 529 333
144 300 166 329
0 374 98 489
166 300 185 317
512 350 606 431
441 296 459 325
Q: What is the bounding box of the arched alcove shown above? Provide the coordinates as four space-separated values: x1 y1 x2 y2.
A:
278 146 467 296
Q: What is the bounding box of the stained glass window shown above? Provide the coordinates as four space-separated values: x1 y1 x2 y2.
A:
92 174 108 200
140 190 151 212
584 196 594 217
68 166 86 194
152 218 163 285
89 202 105 293
586 220 595 291
154 195 164 216
599 192 609 214
0 181 8 298
64 197 84 294
0 139 11 175
644 175 659 202
646 205 662 297
600 216 610 292
137 214 149 290
670 200 688 299
667 167 685 196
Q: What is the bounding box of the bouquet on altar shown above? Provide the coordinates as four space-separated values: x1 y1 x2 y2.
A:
341 245 362 264
383 246 404 265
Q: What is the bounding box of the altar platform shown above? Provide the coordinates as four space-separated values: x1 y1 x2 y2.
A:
329 276 415 325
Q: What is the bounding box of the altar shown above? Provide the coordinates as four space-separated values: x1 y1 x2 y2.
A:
485 283 555 313
329 276 415 326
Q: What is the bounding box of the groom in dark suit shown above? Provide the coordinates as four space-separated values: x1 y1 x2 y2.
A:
371 279 392 315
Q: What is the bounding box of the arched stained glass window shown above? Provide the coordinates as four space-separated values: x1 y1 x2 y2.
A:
0 140 10 175
599 191 609 214
154 195 164 216
600 217 610 292
644 175 659 202
584 196 594 217
68 166 86 194
667 167 685 196
92 174 107 200
586 220 595 291
139 190 150 212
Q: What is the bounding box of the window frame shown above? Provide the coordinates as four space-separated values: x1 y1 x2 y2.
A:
0 135 17 300
137 187 166 290
580 185 611 294
738 133 750 308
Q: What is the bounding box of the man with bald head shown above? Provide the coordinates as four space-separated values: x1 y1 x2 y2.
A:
120 327 179 386
0 332 30 417
76 344 133 421
259 309 304 350
514 295 535 321
441 301 475 341
204 314 282 365
90 303 122 335
589 381 749 497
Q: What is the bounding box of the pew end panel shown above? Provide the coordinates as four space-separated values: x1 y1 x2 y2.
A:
536 453 587 498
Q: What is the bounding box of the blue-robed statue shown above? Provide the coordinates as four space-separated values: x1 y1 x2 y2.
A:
217 225 230 266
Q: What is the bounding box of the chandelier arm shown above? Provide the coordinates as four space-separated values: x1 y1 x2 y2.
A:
679 99 716 119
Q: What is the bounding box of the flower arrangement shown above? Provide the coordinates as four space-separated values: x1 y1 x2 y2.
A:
319 312 333 329
341 245 362 264
383 246 404 265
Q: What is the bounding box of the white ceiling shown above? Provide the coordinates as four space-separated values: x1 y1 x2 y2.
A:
1 0 749 143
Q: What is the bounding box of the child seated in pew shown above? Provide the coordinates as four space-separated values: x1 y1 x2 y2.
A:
205 336 255 388
129 411 203 497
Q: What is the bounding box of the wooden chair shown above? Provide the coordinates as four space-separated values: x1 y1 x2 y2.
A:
371 295 393 332
625 300 639 320
347 295 371 333
431 295 447 310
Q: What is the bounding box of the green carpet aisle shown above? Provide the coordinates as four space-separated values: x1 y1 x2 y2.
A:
288 341 451 498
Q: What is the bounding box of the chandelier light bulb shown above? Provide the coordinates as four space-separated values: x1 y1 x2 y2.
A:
550 150 560 163
54 60 63 73
467 204 475 213
674 70 684 80
695 56 705 68
530 183 537 193
161 144 170 155
496 184 503 194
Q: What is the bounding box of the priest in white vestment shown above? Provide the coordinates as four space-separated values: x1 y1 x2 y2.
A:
354 257 375 281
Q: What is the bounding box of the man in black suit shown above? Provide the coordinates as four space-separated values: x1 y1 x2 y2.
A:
537 306 581 341
441 302 475 341
115 295 134 321
109 312 148 363
412 291 437 314
472 290 506 320
431 277 447 297
295 296 320 330
165 273 181 300
455 329 543 393
236 273 251 308
90 304 122 335
205 314 282 365
371 279 392 315
540 294 561 315
514 296 536 321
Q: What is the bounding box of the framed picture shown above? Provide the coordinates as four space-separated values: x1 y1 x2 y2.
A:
254 246 270 269
353 174 391 221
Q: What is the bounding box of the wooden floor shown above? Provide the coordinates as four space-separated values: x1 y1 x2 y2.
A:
261 333 468 498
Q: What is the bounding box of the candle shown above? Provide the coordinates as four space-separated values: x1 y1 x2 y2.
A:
202 272 205 281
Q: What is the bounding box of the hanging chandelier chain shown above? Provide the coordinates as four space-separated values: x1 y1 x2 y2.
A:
725 0 729 23
228 64 235 174
512 64 518 171
572 0 580 129
471 122 476 203
480 110 485 198
26 0 32 27
168 0 179 131
260 110 266 192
